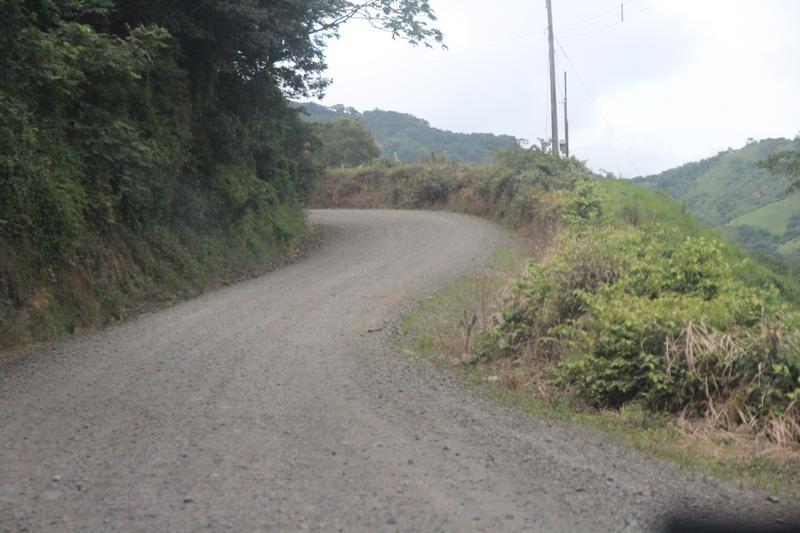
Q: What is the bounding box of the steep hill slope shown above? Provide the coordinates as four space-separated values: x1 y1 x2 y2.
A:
297 102 519 164
634 137 800 263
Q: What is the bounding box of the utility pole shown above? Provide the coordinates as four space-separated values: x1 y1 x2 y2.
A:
563 71 569 158
546 0 559 158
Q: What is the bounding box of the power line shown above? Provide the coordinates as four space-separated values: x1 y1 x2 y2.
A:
560 1 662 40
560 19 625 40
559 0 659 35
558 7 623 30
554 37 641 176
557 0 650 30
348 27 542 85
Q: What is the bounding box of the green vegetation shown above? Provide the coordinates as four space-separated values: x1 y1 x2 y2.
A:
634 138 795 226
761 145 800 190
728 195 800 235
488 180 800 446
400 265 800 497
399 247 527 367
0 0 443 350
310 118 380 168
314 147 800 486
311 146 591 230
634 137 800 267
299 102 520 164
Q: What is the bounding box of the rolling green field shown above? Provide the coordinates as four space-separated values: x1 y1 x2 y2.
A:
728 194 800 235
635 137 800 266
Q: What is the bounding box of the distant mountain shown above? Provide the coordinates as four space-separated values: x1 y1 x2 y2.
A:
634 137 800 264
297 102 520 164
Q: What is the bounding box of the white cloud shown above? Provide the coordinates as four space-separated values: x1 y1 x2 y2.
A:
314 0 800 175
574 0 800 175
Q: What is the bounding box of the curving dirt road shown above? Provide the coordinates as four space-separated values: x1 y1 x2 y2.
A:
0 209 797 532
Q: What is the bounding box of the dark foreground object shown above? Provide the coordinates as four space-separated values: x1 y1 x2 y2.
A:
659 514 799 533
0 210 797 531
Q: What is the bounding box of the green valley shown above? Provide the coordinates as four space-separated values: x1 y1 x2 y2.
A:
634 137 800 267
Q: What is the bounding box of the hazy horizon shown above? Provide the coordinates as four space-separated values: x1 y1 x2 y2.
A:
311 0 800 177
298 100 796 177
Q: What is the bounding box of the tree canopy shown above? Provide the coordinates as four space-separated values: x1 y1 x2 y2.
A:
106 0 444 97
0 0 443 346
312 118 380 167
0 0 443 256
761 135 800 190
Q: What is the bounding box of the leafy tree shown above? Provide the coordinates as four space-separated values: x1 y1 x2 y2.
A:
112 0 444 97
312 118 380 167
0 0 444 254
0 0 444 346
761 135 800 189
300 103 520 164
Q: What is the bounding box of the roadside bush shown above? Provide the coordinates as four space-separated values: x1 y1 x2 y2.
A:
491 145 580 193
0 4 319 349
311 146 593 228
310 118 380 168
409 170 455 205
313 137 800 445
487 185 800 444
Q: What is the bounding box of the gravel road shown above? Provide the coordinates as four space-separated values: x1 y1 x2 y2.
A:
0 209 797 532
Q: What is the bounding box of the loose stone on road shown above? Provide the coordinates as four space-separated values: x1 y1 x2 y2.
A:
0 210 797 531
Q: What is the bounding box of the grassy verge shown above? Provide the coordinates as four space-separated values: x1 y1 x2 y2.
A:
397 247 800 498
0 217 323 353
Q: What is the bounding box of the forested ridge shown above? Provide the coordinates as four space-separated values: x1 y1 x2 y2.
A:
634 137 800 269
0 0 442 348
299 101 520 164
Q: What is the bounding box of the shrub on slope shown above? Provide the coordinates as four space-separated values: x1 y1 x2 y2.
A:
487 181 800 445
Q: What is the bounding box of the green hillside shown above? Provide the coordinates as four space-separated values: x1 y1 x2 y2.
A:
729 195 800 235
297 102 519 164
634 137 800 265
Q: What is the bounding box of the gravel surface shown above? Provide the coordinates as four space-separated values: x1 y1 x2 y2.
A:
0 209 797 532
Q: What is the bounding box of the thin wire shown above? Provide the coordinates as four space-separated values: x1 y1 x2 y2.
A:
561 10 657 40
557 0 650 30
558 6 622 30
554 37 641 176
349 27 540 84
560 1 661 40
560 19 625 40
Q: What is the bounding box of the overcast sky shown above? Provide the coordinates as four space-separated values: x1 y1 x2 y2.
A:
306 0 800 177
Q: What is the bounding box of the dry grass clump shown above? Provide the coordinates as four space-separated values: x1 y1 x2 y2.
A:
663 321 800 446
